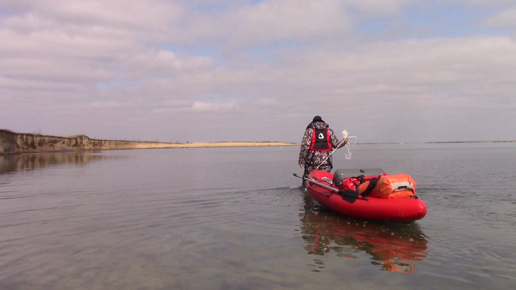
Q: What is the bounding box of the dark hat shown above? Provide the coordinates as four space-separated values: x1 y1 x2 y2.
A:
312 115 323 122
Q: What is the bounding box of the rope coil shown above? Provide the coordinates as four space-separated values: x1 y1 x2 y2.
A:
344 135 357 159
315 130 357 169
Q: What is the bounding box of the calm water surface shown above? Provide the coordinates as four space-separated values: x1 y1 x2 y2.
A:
0 143 515 290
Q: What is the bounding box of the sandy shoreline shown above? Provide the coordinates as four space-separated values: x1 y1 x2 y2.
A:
0 129 298 155
127 141 299 149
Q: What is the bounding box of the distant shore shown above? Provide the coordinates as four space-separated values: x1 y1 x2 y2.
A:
1 129 514 155
0 129 298 155
357 140 516 145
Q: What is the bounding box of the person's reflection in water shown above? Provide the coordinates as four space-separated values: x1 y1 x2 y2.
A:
300 195 428 273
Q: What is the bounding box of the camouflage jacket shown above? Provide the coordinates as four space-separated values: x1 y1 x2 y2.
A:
298 121 344 168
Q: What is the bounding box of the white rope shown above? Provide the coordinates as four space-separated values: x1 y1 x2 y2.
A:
315 130 356 169
343 135 357 159
315 138 346 170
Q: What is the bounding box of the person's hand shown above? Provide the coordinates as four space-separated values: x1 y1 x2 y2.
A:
299 162 304 168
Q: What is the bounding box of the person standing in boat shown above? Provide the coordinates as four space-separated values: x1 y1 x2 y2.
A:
298 115 348 180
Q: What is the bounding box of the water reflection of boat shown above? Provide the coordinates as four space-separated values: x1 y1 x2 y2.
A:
299 195 428 273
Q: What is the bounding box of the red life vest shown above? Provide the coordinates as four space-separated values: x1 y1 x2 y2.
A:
309 128 332 151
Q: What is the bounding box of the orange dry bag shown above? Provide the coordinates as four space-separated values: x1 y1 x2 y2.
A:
358 174 416 199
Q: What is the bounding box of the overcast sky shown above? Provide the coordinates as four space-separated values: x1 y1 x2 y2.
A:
1 0 515 143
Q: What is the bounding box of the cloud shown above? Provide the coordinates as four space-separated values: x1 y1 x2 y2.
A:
345 0 416 16
229 0 353 46
253 98 278 106
484 7 516 28
125 49 217 79
183 101 240 112
166 0 356 50
21 0 182 31
1 0 516 142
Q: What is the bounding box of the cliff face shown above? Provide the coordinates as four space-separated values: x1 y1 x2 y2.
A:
0 130 298 154
0 129 159 154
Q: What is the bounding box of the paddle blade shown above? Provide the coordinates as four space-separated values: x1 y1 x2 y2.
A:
338 190 360 203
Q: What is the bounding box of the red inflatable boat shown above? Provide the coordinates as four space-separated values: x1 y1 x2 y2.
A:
300 168 427 222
